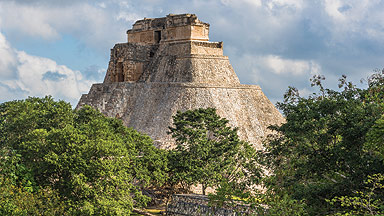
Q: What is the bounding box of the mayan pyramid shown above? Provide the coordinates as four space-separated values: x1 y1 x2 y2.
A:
77 14 284 149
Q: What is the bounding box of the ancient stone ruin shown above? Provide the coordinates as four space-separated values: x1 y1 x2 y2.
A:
167 194 252 215
77 14 284 149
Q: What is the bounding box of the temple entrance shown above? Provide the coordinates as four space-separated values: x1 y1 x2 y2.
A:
154 31 161 43
116 62 124 82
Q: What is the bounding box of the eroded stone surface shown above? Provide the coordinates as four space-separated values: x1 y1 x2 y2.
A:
77 14 284 149
128 14 209 44
167 194 252 216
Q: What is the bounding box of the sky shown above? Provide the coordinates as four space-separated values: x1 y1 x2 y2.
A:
0 0 383 107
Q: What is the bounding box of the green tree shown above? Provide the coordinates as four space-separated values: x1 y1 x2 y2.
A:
365 115 384 160
168 108 261 195
0 96 168 215
253 192 308 216
0 146 67 215
259 71 384 215
328 173 384 216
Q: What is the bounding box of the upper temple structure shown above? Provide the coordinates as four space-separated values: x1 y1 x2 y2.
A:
77 14 284 149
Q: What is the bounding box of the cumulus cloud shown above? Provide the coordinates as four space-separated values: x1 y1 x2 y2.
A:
7 0 81 6
0 1 135 51
82 65 106 81
0 2 60 39
0 0 383 105
314 0 384 46
0 33 18 79
229 53 321 103
221 0 262 7
258 55 320 76
0 32 95 105
266 0 304 10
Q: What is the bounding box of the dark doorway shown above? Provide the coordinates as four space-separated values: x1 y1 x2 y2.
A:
154 31 161 43
116 62 124 82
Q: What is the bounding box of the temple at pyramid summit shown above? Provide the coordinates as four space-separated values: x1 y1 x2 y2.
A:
77 14 284 149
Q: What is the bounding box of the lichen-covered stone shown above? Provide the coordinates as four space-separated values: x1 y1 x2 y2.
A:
77 14 284 149
167 194 251 216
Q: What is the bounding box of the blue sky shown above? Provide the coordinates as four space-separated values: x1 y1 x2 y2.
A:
0 0 383 106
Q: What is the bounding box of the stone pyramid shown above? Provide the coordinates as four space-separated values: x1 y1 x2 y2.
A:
77 14 284 149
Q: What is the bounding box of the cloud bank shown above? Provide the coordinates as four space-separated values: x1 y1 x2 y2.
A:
0 0 383 105
0 32 95 105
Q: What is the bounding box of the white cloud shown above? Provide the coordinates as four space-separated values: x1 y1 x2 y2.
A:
0 32 18 78
0 2 59 39
321 0 384 44
0 32 95 105
0 0 383 105
260 55 320 76
237 54 321 77
266 0 304 10
324 0 346 21
220 0 262 8
228 52 322 103
115 11 143 23
0 1 130 50
298 87 312 98
97 2 107 8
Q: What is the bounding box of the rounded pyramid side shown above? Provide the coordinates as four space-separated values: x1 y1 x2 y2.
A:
77 82 284 149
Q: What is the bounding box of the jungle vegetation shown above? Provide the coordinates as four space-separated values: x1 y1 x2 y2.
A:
1 70 383 215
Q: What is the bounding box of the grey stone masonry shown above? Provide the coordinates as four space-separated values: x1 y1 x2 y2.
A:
77 14 284 149
167 194 252 216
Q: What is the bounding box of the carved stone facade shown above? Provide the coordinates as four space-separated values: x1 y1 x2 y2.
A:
77 14 284 149
127 13 209 44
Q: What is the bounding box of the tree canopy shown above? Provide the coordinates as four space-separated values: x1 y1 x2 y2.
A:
259 71 384 215
2 70 384 215
168 108 260 195
0 96 168 215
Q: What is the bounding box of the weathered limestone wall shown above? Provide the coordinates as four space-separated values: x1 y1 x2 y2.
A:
128 30 157 45
104 40 236 85
77 82 282 149
127 14 209 44
163 25 209 43
167 194 251 216
103 43 158 83
138 41 238 85
191 41 223 55
152 41 223 56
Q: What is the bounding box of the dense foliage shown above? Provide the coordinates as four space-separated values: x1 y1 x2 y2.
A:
0 97 167 215
1 70 384 215
259 70 384 215
0 147 67 215
168 108 261 195
328 173 384 215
